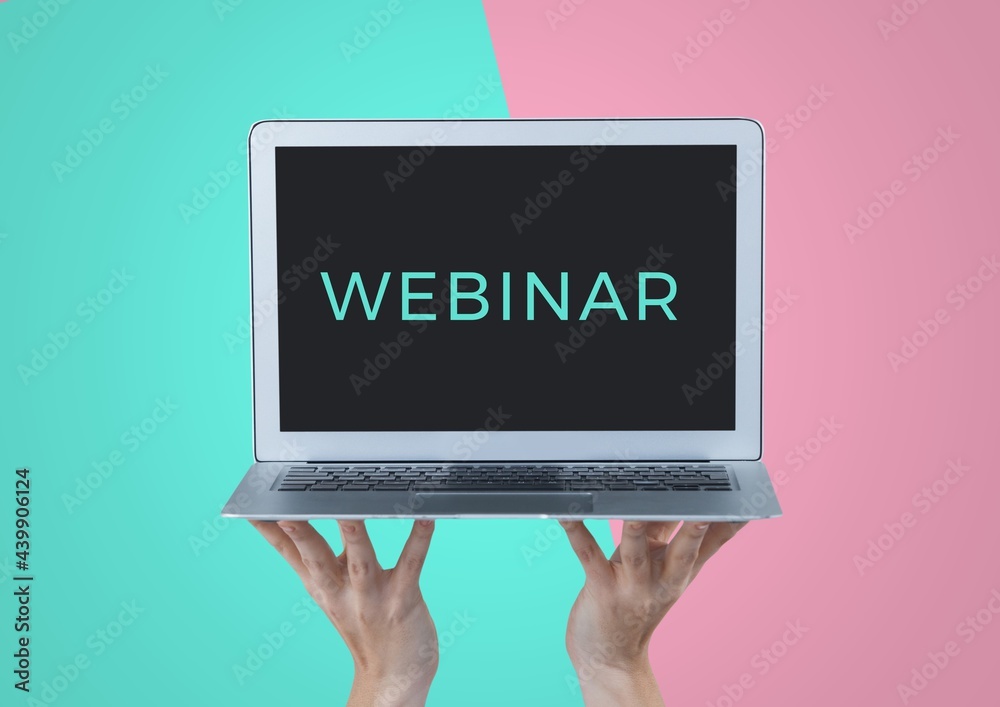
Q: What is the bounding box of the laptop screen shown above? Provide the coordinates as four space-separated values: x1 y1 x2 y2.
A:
273 144 737 432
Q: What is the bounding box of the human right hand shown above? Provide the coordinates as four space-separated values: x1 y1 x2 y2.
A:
560 520 747 706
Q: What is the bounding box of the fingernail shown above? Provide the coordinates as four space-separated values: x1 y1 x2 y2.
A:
278 522 295 534
417 519 433 528
695 522 710 530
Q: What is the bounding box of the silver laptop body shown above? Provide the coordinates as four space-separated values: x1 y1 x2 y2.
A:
223 118 782 521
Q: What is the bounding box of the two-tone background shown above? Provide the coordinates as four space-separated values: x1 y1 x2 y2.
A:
2 1 997 705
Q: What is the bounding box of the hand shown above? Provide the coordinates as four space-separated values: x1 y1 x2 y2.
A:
250 519 437 707
560 520 746 706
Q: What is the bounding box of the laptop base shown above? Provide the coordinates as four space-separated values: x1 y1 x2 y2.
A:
223 461 781 521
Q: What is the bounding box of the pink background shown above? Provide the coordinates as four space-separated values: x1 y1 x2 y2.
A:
482 0 999 704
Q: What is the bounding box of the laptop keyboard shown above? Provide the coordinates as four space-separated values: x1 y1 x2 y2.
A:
275 464 734 492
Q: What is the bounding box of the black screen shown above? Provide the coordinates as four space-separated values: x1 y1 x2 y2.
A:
274 143 737 431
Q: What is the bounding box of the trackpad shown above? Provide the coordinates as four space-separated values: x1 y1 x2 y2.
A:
414 492 593 516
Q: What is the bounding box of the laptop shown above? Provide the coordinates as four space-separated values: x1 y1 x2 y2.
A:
222 118 782 521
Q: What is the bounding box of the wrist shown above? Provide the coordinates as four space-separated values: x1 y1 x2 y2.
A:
573 656 663 707
348 661 435 707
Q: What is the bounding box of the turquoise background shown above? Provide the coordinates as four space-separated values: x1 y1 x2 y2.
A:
0 1 613 705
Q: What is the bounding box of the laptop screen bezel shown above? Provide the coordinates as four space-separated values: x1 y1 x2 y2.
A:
248 118 764 462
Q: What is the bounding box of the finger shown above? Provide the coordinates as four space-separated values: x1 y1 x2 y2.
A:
611 520 679 555
393 520 435 587
337 519 381 589
617 521 652 582
661 521 711 583
249 519 309 583
645 521 680 545
559 521 612 585
612 521 679 563
689 521 748 583
276 521 344 590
